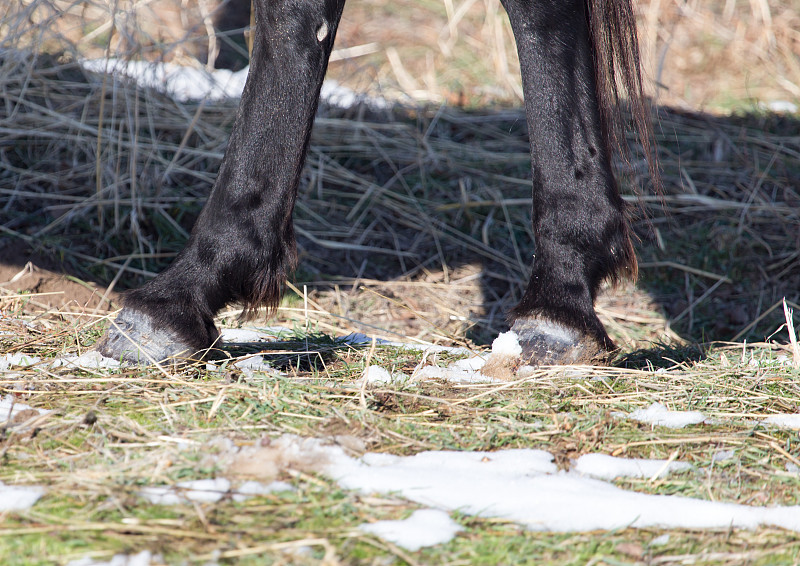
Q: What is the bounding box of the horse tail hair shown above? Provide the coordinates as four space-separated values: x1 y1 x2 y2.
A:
585 0 659 195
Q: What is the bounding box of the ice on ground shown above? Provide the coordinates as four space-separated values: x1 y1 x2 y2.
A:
762 414 800 430
625 402 707 429
0 394 51 423
573 453 692 480
140 478 293 505
359 509 462 551
67 551 156 566
51 351 121 369
0 481 45 511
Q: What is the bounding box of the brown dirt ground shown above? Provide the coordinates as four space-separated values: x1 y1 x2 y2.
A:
0 260 118 315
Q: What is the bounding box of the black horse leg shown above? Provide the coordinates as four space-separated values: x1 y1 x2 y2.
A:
500 0 638 364
97 0 346 363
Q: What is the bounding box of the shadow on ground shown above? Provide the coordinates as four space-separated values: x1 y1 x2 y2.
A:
1 55 798 360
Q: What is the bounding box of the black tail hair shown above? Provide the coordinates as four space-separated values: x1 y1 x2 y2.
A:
586 0 659 194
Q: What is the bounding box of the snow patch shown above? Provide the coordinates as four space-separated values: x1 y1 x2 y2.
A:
712 450 736 463
271 436 800 533
81 58 248 102
66 551 157 566
233 355 277 378
625 402 706 429
81 59 387 108
140 478 292 505
573 453 692 480
0 352 41 370
361 365 408 385
359 509 462 551
415 361 498 383
51 351 121 369
0 481 45 511
762 414 800 430
0 394 51 423
490 331 522 357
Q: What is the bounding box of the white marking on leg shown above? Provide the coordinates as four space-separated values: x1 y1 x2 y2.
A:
316 21 329 42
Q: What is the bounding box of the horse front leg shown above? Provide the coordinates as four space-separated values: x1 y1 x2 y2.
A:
97 0 346 363
500 0 639 364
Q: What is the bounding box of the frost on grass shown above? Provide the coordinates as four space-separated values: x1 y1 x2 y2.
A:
573 454 692 480
0 481 45 511
624 402 707 429
359 509 462 551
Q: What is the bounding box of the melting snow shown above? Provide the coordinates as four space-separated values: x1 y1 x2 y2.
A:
762 414 800 430
490 331 523 357
0 394 51 424
67 551 156 566
0 352 41 370
573 453 692 480
0 481 45 511
316 440 800 533
80 59 387 108
139 478 292 505
625 402 707 429
220 326 293 343
712 450 737 462
359 509 462 551
361 365 405 385
51 351 121 369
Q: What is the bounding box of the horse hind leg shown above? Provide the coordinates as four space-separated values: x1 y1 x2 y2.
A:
499 0 640 365
96 0 347 364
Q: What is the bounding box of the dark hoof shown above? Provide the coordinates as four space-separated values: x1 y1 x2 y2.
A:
511 317 611 366
95 308 211 365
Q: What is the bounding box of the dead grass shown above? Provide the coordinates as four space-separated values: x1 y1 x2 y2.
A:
1 2 800 562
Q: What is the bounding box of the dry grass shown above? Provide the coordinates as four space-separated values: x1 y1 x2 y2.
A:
1 2 800 562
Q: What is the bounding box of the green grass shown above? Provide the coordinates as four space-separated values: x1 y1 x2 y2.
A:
2 318 799 564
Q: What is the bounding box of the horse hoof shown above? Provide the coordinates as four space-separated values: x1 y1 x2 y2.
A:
94 308 203 365
510 317 611 366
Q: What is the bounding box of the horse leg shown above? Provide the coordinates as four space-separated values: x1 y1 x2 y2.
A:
96 0 346 363
499 0 639 364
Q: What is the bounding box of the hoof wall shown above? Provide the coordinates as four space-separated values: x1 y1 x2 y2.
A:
511 317 609 366
94 308 207 365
